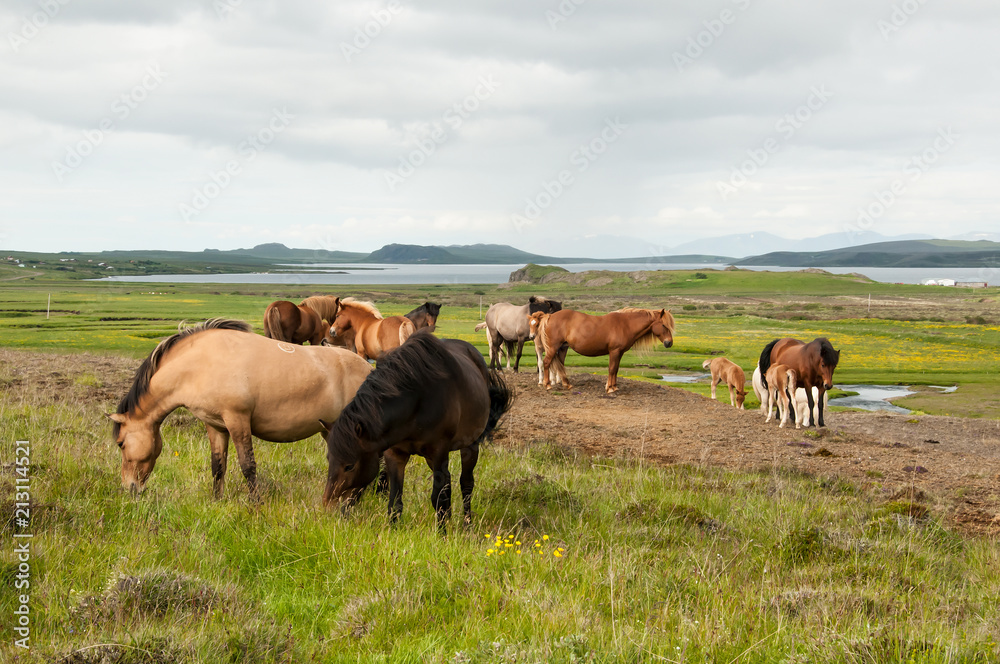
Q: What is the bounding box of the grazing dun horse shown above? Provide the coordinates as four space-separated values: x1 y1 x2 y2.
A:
323 330 514 532
329 298 416 361
759 337 840 427
404 302 442 332
702 357 747 408
482 296 562 379
529 307 675 394
109 319 372 498
764 364 797 428
263 295 341 345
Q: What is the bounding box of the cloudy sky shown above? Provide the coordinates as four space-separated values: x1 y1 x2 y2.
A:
1 0 996 257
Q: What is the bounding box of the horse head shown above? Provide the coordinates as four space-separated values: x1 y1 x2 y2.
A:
816 339 840 390
651 309 675 348
527 311 547 340
108 412 162 494
734 387 748 409
323 423 380 512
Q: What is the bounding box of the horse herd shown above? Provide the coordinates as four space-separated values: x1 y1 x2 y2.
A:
110 294 838 529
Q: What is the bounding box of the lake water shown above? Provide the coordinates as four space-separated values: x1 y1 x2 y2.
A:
92 263 995 286
828 384 915 414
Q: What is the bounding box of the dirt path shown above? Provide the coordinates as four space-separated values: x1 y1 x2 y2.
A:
499 371 1000 536
3 348 998 535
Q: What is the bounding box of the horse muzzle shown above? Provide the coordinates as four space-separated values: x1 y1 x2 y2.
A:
662 340 673 349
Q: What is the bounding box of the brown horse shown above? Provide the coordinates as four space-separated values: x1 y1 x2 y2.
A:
758 337 840 427
529 307 675 394
263 295 341 345
109 319 372 498
330 298 416 361
404 302 442 332
702 357 747 408
323 330 514 532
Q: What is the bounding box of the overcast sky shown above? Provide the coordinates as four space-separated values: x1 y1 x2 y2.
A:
1 0 997 257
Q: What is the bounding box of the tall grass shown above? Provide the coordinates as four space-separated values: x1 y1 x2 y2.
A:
1 381 998 663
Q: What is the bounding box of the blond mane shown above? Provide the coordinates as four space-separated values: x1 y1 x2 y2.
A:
620 308 675 352
300 295 340 321
339 298 383 320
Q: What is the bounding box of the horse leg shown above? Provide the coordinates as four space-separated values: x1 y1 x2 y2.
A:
710 375 718 400
542 350 554 389
426 452 452 534
206 424 230 499
383 447 410 524
226 418 258 499
504 340 514 370
459 443 479 526
606 349 623 394
804 387 817 427
727 383 736 407
556 345 571 389
815 387 826 427
513 339 525 373
534 340 545 385
764 389 775 423
490 333 504 371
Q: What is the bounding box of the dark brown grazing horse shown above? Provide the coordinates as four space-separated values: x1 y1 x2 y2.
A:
323 330 514 532
404 302 442 332
263 295 341 345
529 307 675 394
758 337 840 427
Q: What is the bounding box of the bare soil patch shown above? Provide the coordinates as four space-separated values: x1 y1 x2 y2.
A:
3 348 998 536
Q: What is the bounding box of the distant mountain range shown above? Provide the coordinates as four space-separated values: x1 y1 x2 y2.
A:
6 236 999 273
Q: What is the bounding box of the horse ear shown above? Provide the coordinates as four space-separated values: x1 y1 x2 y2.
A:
659 309 666 316
107 413 127 424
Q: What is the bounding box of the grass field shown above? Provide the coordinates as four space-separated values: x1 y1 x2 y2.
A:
2 269 1000 662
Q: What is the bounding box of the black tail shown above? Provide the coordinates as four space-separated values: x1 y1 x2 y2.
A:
479 369 515 443
758 338 780 391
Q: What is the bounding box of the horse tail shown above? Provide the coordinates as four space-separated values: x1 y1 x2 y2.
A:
701 359 712 370
478 369 515 443
758 339 780 390
474 321 487 332
264 305 286 341
398 318 416 346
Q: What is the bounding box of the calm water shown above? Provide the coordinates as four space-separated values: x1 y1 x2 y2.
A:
828 384 915 414
92 263 994 286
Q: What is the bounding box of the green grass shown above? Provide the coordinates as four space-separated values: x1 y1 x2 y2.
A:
2 270 1000 661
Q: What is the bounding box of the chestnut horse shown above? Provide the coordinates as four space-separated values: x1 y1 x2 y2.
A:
323 330 514 532
404 302 442 332
263 295 341 345
702 357 747 408
529 307 675 394
109 319 372 498
764 364 797 428
758 337 840 427
330 298 416 361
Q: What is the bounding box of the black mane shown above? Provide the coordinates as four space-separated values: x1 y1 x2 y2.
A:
816 337 840 367
528 295 562 314
405 302 442 320
113 318 252 437
328 330 453 458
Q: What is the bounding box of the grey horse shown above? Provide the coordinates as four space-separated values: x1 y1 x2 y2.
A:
480 296 562 381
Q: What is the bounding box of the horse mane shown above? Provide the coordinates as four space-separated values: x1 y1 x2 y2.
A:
114 318 252 436
816 337 840 367
757 338 780 390
339 298 383 320
406 301 441 318
328 330 452 458
300 295 340 321
619 308 675 352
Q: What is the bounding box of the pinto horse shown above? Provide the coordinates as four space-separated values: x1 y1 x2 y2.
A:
330 298 416 361
263 295 341 345
404 302 442 332
529 307 675 394
322 330 514 532
109 319 372 498
758 337 840 427
702 357 747 408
